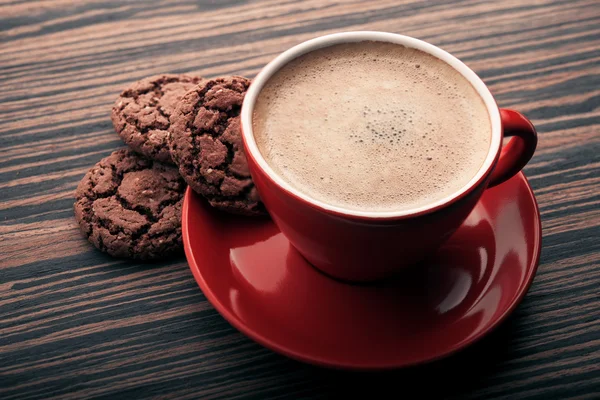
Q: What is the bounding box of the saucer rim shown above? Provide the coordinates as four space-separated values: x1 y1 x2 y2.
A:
182 172 542 370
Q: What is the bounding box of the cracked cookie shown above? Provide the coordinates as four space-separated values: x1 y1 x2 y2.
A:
74 148 186 260
111 74 203 164
168 76 265 216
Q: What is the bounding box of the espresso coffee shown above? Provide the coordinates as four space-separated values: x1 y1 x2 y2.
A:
252 42 492 212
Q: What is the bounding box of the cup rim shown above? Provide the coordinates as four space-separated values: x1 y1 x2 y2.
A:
240 31 502 220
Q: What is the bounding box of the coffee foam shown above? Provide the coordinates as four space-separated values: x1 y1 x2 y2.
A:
252 42 491 212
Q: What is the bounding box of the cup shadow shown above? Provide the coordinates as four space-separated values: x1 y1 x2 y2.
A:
281 307 524 398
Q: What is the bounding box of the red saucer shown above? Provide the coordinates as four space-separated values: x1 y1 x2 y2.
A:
182 172 541 370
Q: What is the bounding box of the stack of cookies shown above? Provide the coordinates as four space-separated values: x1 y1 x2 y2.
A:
74 74 265 261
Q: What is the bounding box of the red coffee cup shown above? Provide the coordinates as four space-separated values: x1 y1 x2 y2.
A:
240 31 537 282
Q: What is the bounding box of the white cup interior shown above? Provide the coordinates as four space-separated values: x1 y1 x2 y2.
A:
240 31 502 218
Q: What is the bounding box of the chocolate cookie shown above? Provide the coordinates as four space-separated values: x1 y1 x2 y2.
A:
111 74 203 164
74 148 186 260
168 76 265 216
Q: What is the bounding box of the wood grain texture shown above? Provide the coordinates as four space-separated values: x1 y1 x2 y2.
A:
1 0 599 398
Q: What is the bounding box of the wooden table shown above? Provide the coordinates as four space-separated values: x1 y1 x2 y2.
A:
1 1 599 398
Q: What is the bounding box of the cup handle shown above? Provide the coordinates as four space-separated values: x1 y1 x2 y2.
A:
488 109 538 188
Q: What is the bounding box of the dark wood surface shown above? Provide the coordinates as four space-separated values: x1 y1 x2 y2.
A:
1 1 599 398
